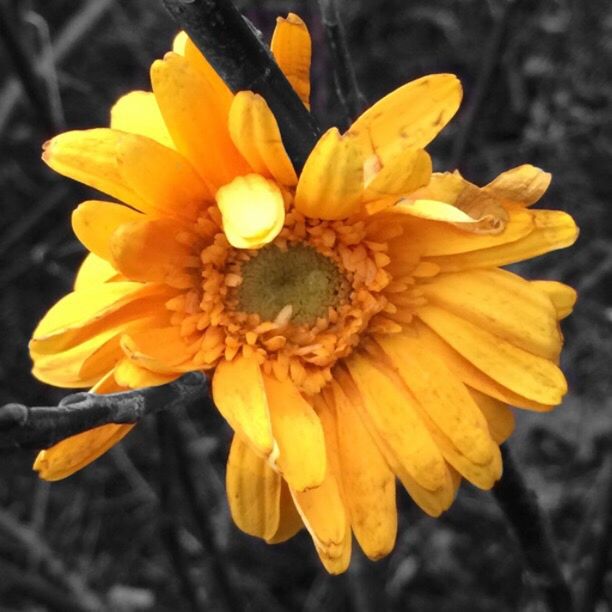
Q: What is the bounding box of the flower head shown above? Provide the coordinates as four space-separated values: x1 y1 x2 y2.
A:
30 14 578 572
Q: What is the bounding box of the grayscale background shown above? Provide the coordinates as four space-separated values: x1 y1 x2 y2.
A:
0 0 609 610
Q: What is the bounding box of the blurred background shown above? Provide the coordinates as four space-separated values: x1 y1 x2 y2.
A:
0 0 611 610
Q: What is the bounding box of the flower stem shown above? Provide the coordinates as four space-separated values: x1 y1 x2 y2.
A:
492 444 574 612
161 0 321 172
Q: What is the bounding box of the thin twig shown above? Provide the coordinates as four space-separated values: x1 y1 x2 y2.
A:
317 0 366 127
157 412 202 612
492 444 574 612
170 416 243 612
449 0 520 168
0 372 207 449
0 0 115 135
570 453 612 612
0 1 61 135
161 0 321 172
0 507 103 610
0 557 94 612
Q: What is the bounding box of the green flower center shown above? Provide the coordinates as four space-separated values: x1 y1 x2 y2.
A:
237 244 344 325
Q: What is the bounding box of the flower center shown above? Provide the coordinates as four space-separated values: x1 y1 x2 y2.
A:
237 244 345 325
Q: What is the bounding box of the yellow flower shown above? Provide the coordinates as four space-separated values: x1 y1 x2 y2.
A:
30 14 578 572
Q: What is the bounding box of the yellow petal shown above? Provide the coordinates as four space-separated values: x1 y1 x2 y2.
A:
364 148 432 206
182 36 234 113
32 282 158 345
334 368 456 516
226 434 281 540
294 128 363 220
385 203 533 259
271 13 311 108
378 334 497 465
114 129 211 220
120 326 197 374
468 388 515 444
31 328 120 388
228 91 298 186
110 90 174 149
264 374 326 492
151 52 249 190
430 210 578 271
211 356 274 457
30 282 174 355
216 174 285 249
422 268 562 360
530 280 577 320
44 128 210 220
73 253 121 291
72 200 142 262
412 320 553 411
346 352 450 492
348 74 462 164
34 372 134 481
109 218 192 283
113 357 178 388
484 164 551 206
265 481 304 544
290 393 350 574
331 382 397 560
42 129 147 211
417 304 567 405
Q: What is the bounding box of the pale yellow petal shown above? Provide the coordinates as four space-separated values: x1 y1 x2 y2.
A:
226 434 281 540
228 91 297 186
216 174 285 249
110 90 174 149
348 74 462 164
264 374 326 492
295 128 363 220
417 304 567 405
211 356 274 457
271 13 311 108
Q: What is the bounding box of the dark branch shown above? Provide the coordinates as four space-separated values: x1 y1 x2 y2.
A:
0 372 207 450
492 444 574 612
162 0 321 172
318 0 366 127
